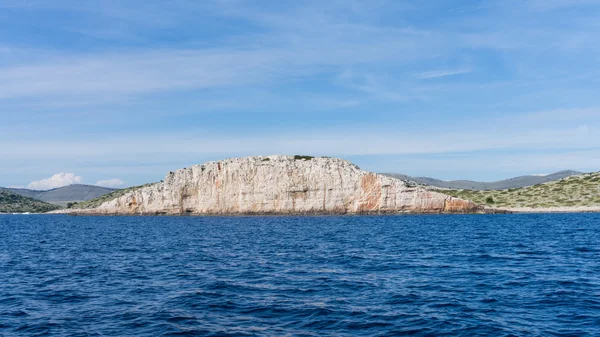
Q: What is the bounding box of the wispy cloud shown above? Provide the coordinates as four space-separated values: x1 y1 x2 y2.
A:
525 0 600 10
2 114 597 158
0 49 282 99
336 70 408 101
0 2 451 105
1 1 600 185
95 178 124 188
0 39 427 103
417 68 473 79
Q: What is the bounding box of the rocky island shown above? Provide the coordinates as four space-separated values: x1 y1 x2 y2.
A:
58 155 481 215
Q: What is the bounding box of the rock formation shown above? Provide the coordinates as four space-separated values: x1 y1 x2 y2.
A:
63 156 481 215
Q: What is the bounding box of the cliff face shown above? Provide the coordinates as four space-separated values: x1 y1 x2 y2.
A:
69 156 480 215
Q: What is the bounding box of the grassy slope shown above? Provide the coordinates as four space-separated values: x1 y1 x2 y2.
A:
72 183 156 209
0 190 62 213
437 172 600 208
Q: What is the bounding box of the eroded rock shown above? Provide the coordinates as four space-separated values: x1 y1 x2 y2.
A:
66 156 481 215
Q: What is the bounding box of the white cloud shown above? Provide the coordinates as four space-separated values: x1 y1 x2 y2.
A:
27 172 83 190
95 178 124 188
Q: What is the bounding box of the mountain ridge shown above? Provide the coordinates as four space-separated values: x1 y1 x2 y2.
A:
381 170 583 190
0 184 117 207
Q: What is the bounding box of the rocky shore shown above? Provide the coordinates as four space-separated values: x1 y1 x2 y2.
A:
54 156 482 216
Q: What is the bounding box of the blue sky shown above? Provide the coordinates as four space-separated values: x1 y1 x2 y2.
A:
1 0 600 189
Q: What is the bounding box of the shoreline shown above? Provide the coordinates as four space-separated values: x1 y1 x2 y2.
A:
500 206 600 213
45 207 600 216
48 209 495 216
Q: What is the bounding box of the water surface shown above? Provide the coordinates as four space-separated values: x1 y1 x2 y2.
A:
1 214 599 336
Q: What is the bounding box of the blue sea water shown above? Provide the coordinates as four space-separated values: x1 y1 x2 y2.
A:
1 214 599 336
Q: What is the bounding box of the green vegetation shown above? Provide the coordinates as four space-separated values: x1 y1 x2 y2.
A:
294 155 315 160
0 190 61 213
404 181 417 188
72 183 155 209
67 202 78 209
437 172 600 208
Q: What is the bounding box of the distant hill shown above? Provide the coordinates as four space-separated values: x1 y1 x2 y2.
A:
0 184 116 207
439 171 600 209
0 190 61 213
381 170 583 190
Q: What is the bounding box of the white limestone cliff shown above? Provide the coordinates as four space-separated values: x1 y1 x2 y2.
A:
64 156 481 215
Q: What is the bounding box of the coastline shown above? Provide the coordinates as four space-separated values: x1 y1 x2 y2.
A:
501 206 600 213
48 209 493 216
47 207 600 216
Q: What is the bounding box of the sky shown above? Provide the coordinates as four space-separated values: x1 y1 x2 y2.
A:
1 0 600 189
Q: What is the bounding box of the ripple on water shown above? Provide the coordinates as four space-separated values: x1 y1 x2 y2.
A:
0 214 599 336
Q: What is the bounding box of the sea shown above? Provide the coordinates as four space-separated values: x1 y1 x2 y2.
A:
1 214 599 336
